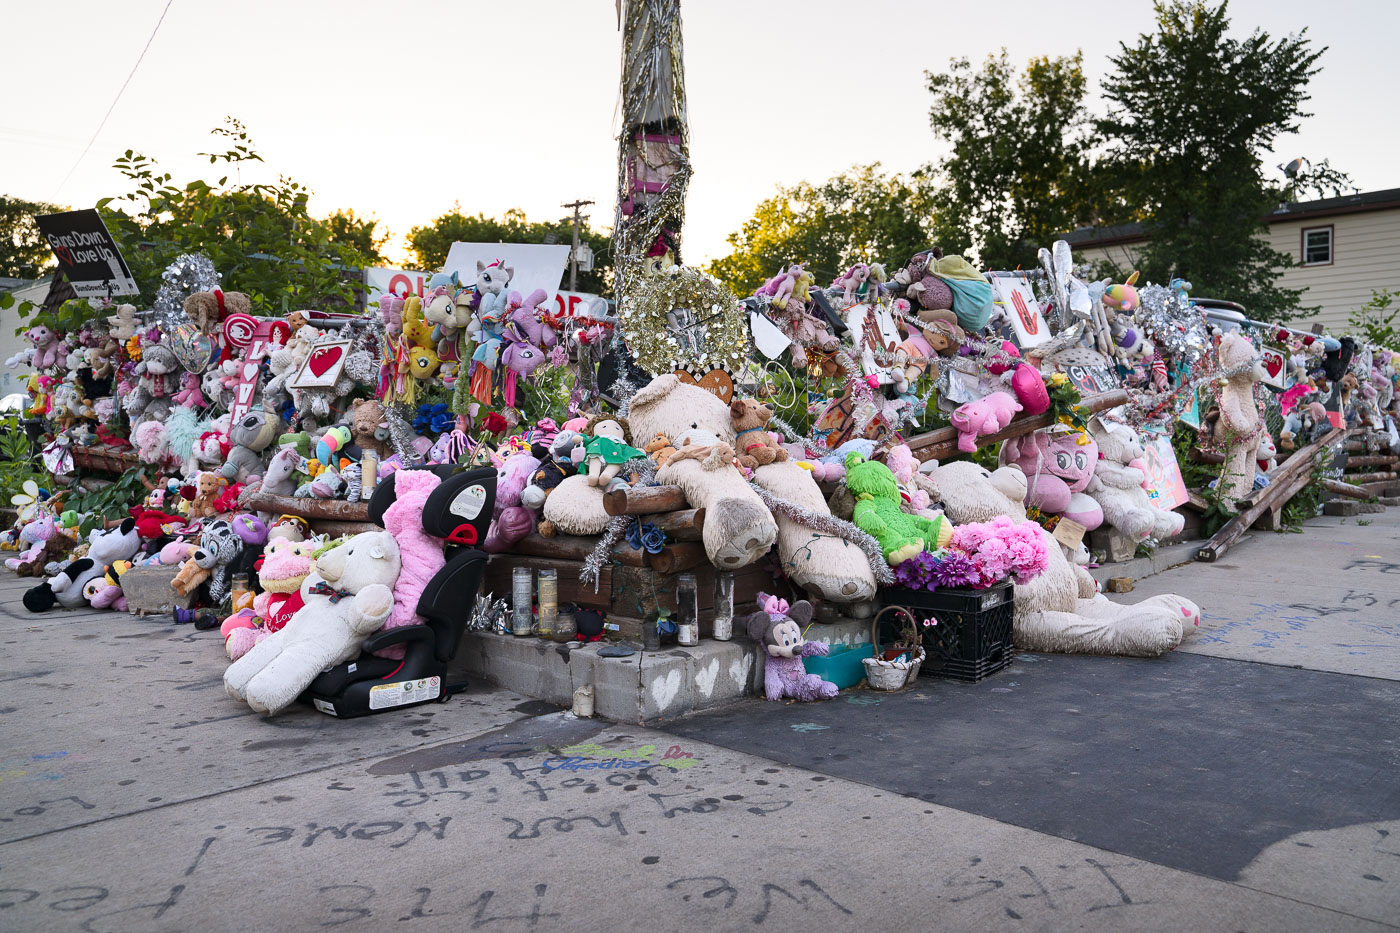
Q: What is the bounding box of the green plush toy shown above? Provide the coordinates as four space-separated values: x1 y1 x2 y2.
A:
845 452 949 565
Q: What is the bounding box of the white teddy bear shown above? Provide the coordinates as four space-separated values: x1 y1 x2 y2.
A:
1085 421 1185 542
224 530 401 715
927 461 1198 657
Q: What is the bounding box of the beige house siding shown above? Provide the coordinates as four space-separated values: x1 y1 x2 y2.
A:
1268 209 1400 332
1071 242 1145 277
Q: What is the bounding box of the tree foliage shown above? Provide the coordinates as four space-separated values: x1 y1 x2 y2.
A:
98 118 376 313
325 208 388 265
925 52 1104 269
1098 0 1326 321
0 195 68 279
408 206 614 296
707 164 932 296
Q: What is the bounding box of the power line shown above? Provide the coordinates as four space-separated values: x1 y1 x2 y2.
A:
52 0 174 199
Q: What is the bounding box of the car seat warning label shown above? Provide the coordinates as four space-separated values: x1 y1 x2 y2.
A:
369 676 441 710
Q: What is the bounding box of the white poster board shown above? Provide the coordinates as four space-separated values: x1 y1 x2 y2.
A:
365 267 432 306
441 243 570 305
990 273 1050 347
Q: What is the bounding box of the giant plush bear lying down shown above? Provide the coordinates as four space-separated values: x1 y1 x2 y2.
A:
927 461 1199 657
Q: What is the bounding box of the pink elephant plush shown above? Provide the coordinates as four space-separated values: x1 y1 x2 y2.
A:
950 391 1023 453
999 429 1103 529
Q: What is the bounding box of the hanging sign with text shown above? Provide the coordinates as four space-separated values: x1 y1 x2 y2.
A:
34 209 138 298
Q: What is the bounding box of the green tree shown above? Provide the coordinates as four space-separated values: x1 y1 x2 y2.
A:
326 208 388 265
96 117 375 313
924 51 1103 270
0 195 68 279
707 164 932 296
408 206 614 296
1098 0 1327 321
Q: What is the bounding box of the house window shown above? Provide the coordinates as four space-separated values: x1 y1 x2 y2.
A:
1302 226 1333 266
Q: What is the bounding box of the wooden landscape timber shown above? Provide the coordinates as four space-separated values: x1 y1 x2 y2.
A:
1322 478 1374 501
603 484 689 516
241 491 371 523
1195 425 1344 562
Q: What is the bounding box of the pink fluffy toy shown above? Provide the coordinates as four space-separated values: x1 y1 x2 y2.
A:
379 468 446 658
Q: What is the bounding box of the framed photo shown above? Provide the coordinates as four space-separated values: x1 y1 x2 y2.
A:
289 339 352 390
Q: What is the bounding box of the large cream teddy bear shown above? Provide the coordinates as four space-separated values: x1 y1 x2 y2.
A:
224 530 401 715
1213 330 1267 507
627 374 876 601
1085 421 1186 542
927 460 1199 656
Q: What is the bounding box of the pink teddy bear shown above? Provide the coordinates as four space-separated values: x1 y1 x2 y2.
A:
950 391 1023 453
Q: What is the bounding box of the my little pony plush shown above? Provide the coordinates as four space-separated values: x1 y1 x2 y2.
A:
470 260 515 370
831 263 871 305
755 263 805 311
507 289 556 348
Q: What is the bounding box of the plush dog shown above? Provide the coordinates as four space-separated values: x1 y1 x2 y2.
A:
188 471 227 520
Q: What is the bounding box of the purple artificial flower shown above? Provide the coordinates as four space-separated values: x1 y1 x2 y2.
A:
931 551 980 589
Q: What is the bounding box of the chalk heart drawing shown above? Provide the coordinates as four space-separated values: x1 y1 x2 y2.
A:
694 659 719 697
728 652 752 686
651 669 682 711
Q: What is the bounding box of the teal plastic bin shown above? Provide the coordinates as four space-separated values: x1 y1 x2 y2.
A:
802 641 872 690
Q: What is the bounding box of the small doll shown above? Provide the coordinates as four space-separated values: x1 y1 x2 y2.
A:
576 414 646 491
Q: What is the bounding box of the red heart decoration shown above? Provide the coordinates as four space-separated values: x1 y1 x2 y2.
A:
309 345 343 378
1264 353 1283 378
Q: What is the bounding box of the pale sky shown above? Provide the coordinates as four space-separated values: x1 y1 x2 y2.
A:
3 0 1395 272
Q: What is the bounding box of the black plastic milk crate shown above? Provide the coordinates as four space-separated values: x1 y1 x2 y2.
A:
879 582 1015 682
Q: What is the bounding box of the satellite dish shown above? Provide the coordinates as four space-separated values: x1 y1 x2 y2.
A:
1280 157 1306 179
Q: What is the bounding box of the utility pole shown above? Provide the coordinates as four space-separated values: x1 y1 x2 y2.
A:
562 199 594 292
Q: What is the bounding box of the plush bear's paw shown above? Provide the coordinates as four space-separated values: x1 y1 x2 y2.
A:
705 498 776 568
354 583 394 625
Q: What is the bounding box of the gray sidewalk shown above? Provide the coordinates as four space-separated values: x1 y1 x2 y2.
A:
0 511 1396 931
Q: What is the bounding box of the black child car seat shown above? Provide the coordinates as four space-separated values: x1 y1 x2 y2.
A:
300 465 497 718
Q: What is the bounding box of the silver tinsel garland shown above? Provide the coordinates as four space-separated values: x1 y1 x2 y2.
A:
152 253 221 328
580 457 657 588
748 482 895 586
1137 284 1210 370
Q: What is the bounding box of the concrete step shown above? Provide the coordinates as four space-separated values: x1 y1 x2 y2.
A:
450 615 873 723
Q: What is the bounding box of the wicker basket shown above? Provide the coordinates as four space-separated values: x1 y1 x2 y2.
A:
862 606 925 691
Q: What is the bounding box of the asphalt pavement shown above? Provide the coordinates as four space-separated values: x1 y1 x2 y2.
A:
0 508 1396 932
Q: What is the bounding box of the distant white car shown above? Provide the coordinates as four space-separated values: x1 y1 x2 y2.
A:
0 393 26 413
